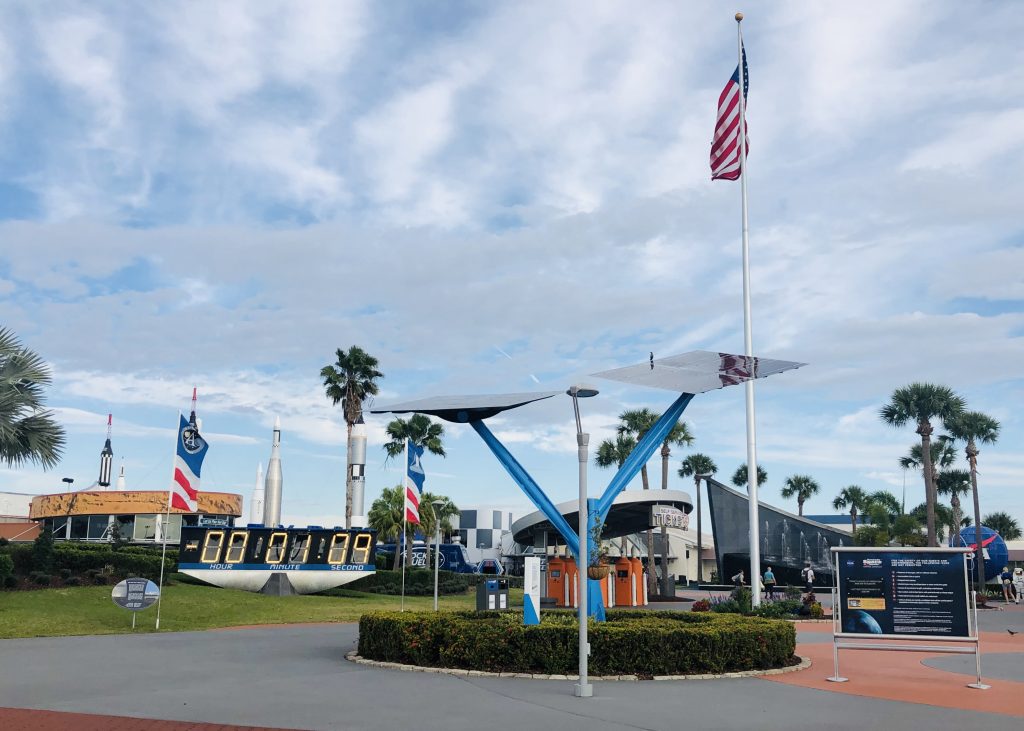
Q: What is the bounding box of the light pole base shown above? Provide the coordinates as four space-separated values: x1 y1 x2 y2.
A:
574 683 593 698
826 676 848 683
967 682 991 690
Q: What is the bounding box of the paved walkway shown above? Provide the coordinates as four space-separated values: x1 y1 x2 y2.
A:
0 603 1021 730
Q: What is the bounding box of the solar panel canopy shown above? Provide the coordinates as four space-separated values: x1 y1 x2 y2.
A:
370 391 560 423
591 350 805 393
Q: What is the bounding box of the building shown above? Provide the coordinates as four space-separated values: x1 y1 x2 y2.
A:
0 490 41 542
29 489 243 544
452 506 517 562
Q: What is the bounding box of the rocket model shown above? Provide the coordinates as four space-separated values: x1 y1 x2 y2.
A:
115 460 126 491
262 417 283 527
98 414 113 489
250 462 265 525
349 416 367 528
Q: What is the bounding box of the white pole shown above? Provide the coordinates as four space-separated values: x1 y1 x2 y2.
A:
735 13 761 608
155 412 179 630
433 509 441 611
574 395 592 698
400 438 408 612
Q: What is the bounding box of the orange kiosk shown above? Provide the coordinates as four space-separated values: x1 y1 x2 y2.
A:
629 555 647 606
614 556 637 606
564 557 579 608
546 556 567 607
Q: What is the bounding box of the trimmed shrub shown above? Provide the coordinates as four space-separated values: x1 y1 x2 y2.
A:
31 572 52 586
7 544 35 575
346 570 471 596
59 568 73 580
64 576 82 587
0 552 13 582
32 529 55 574
750 599 801 619
52 545 171 580
691 598 711 612
358 609 795 676
2 575 17 589
93 574 109 586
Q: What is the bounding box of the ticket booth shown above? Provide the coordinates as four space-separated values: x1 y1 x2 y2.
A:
614 556 637 607
565 558 579 608
547 556 567 607
629 555 647 606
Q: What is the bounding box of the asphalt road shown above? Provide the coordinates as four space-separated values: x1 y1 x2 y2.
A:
2 622 1021 731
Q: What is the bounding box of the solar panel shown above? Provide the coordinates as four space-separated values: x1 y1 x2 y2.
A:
369 391 560 423
591 350 805 393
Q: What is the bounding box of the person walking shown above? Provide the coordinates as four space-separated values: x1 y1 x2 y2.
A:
1012 567 1023 604
1001 567 1015 603
731 569 745 587
763 566 776 600
800 562 815 594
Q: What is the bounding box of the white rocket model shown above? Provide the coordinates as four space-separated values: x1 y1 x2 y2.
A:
262 417 283 527
115 460 126 491
250 462 265 525
349 416 367 528
98 414 113 489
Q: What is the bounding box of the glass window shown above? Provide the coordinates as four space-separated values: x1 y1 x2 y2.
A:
134 515 157 541
201 531 225 563
265 532 287 564
476 529 493 548
460 511 476 529
115 515 135 542
224 532 248 563
52 517 70 539
288 534 310 564
493 512 502 529
87 516 110 540
327 533 350 564
162 514 182 543
70 516 89 540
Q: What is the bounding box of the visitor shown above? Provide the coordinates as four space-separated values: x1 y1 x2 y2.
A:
1001 567 1014 603
801 562 815 593
1012 567 1024 604
763 566 776 600
731 569 745 587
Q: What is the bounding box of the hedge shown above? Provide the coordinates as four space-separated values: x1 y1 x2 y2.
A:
346 569 471 596
1 542 174 580
358 609 795 676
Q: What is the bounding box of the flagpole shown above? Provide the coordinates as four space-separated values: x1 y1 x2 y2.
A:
735 11 761 608
155 411 179 630
400 438 408 612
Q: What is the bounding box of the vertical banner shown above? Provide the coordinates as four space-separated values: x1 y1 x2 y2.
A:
524 556 541 625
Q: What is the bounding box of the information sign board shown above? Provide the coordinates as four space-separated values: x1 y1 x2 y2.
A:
111 578 160 612
524 557 541 625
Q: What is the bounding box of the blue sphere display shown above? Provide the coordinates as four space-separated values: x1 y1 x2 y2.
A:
952 526 1009 582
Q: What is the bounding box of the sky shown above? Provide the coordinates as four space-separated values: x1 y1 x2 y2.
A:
1 1 1022 532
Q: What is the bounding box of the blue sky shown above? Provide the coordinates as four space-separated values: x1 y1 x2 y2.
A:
1 1 1022 531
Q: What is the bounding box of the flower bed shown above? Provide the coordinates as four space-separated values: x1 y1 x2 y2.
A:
358 609 795 677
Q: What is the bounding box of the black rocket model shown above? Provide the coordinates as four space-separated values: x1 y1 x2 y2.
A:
98 413 113 488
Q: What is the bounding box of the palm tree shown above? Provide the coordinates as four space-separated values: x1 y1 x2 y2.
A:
936 469 971 544
781 475 819 516
832 485 870 533
383 414 446 462
595 432 636 555
899 438 956 514
367 485 406 569
880 383 965 547
947 410 1000 590
982 511 1021 541
731 463 767 489
678 454 717 583
419 492 459 562
322 346 384 527
867 490 903 524
616 408 659 596
0 328 65 469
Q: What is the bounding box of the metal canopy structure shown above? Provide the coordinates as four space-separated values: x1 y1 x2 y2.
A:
371 350 803 619
370 392 559 423
592 350 805 393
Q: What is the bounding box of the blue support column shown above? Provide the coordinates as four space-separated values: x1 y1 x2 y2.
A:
471 420 580 558
587 498 606 620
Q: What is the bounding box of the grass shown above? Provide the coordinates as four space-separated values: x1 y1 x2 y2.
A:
0 582 524 639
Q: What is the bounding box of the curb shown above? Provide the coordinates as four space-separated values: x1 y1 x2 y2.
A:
345 652 811 681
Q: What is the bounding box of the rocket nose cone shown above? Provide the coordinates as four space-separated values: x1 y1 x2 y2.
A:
274 415 281 430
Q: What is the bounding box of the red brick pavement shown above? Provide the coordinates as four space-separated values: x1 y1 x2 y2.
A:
0 707 299 731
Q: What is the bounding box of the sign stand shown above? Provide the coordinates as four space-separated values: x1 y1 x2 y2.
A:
828 547 987 690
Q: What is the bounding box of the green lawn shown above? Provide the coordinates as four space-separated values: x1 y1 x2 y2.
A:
0 583 524 639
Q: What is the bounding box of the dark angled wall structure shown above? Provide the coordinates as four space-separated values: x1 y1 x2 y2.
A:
705 478 850 586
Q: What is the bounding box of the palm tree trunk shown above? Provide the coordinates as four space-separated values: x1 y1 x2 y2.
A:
345 421 354 528
660 443 671 596
392 534 402 570
640 465 657 596
695 476 702 584
919 423 937 547
798 498 803 517
968 441 985 592
850 508 856 534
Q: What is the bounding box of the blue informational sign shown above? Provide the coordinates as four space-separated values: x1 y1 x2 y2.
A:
836 549 971 638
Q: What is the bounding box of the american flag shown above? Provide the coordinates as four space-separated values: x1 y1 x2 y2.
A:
170 411 207 512
710 43 749 181
404 441 425 524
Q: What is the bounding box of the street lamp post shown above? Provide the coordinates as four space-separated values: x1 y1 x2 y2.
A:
432 499 444 611
567 384 598 699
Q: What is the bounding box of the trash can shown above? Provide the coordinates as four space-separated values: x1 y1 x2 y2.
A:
476 578 509 611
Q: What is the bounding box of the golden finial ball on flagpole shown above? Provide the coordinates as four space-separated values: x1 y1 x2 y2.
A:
736 12 744 22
